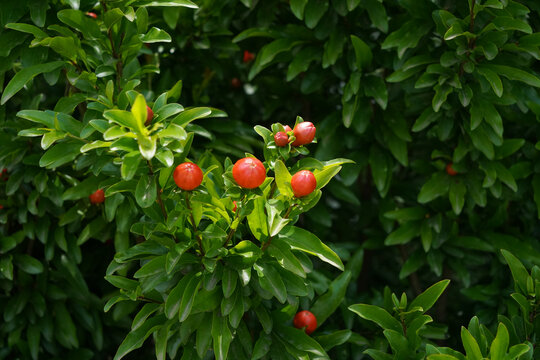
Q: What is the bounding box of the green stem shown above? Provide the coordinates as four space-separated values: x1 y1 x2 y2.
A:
147 161 168 221
224 195 246 247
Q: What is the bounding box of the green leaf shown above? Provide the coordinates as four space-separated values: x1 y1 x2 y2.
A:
134 255 165 278
1 61 64 105
275 325 328 357
140 27 172 43
267 239 306 278
500 249 529 295
155 148 174 167
490 323 509 360
80 140 111 153
385 221 421 245
381 20 431 58
14 254 43 274
212 312 233 360
57 9 101 39
290 0 308 20
137 134 157 160
195 313 212 358
304 0 329 29
483 64 540 88
280 226 344 270
54 303 79 348
247 197 269 241
492 16 532 34
364 0 388 32
105 275 139 291
179 275 201 321
39 142 83 169
364 75 387 109
158 124 187 141
0 256 14 280
135 174 157 208
350 35 372 72
5 23 48 39
409 279 450 313
313 165 342 190
477 66 503 97
254 262 287 303
275 160 293 197
121 152 142 180
27 325 40 360
155 322 170 360
131 94 147 133
418 173 450 203
369 146 392 197
384 329 409 356
132 303 160 331
252 333 272 360
114 315 165 360
449 181 466 215
323 32 347 68
427 355 460 360
348 304 402 332
134 0 198 7
311 270 352 326
287 46 320 81
384 207 427 221
222 267 237 299
165 274 192 319
461 327 483 360
249 39 303 80
493 162 517 192
103 109 138 129
507 344 530 359
315 330 353 351
172 107 212 126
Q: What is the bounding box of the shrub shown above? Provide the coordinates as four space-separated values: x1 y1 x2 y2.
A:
1 0 540 359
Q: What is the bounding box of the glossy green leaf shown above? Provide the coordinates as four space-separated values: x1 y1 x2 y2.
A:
348 304 402 332
280 226 344 270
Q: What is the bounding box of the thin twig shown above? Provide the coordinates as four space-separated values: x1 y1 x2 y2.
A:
224 195 246 247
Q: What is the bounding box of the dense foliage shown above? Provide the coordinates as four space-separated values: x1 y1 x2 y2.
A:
0 0 539 359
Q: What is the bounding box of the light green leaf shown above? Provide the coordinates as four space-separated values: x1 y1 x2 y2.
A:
490 323 509 360
140 27 172 43
131 94 147 133
274 160 293 197
461 327 483 360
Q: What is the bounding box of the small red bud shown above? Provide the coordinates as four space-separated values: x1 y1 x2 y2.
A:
243 50 255 63
446 163 458 176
